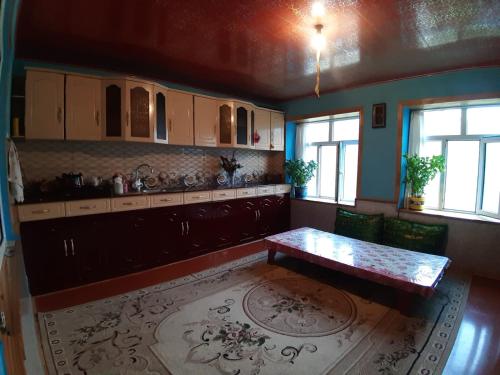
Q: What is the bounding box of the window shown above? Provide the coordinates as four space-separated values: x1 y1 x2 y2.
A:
298 112 360 203
411 104 500 218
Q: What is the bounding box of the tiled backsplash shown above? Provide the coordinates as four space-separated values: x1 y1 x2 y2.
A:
16 141 285 182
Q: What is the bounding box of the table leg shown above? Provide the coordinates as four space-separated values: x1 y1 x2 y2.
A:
396 289 417 316
267 249 276 264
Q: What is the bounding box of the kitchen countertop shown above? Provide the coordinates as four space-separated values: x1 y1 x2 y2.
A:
18 183 286 205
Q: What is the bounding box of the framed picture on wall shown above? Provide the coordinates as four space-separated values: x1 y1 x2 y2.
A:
372 103 386 128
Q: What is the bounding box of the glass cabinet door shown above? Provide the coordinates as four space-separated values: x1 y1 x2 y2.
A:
130 87 150 138
154 86 167 143
218 102 233 146
126 81 153 142
103 80 124 139
236 105 248 147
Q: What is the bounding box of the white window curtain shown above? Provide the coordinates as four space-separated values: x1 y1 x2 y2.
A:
404 110 424 206
295 123 306 160
408 110 423 155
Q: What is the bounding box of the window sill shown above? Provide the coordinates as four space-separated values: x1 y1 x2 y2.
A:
399 208 500 224
292 197 355 207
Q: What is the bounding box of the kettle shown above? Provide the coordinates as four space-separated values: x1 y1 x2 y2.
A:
60 172 84 189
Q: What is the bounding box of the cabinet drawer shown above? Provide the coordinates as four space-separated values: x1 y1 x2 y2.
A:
212 189 236 201
150 193 183 208
18 202 66 222
236 187 257 198
275 184 291 194
257 185 276 196
184 191 212 204
65 199 111 217
111 196 150 212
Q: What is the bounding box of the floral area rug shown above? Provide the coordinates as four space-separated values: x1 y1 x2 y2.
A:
39 252 470 375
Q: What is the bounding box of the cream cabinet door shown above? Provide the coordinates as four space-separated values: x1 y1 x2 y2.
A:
65 75 102 141
25 70 65 140
270 111 285 151
194 96 218 147
125 80 154 142
254 108 271 150
167 91 194 145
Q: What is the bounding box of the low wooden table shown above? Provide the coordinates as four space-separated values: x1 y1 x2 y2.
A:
265 227 451 299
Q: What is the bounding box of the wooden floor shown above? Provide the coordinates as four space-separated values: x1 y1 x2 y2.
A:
34 243 500 375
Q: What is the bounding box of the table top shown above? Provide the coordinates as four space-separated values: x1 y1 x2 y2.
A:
265 227 451 297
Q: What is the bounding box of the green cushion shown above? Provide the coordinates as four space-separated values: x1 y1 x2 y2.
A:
334 208 384 244
383 218 448 255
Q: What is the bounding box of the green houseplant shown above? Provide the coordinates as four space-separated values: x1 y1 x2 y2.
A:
404 154 445 210
284 159 318 198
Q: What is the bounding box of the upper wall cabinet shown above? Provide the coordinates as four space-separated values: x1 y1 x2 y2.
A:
25 70 65 140
125 81 154 143
254 108 271 150
154 85 168 144
194 96 218 147
234 102 253 149
270 111 285 151
102 79 126 140
167 90 194 146
218 100 234 148
66 75 102 141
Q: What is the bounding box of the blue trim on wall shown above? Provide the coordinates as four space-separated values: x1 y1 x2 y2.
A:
398 107 411 208
0 0 22 242
284 121 296 184
0 342 6 375
283 67 500 202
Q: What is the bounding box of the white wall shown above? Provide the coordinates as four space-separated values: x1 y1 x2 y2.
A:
291 199 500 280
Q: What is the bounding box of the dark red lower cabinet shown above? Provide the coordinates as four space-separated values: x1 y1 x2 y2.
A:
20 193 290 295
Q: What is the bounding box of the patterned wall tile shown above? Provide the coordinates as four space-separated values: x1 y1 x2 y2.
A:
16 141 285 182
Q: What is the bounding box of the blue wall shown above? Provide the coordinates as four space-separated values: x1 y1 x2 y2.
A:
1 0 21 240
283 67 500 202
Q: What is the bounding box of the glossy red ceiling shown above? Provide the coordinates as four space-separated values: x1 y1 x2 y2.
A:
15 0 500 102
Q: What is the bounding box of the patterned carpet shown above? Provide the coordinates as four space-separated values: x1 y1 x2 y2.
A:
39 252 470 375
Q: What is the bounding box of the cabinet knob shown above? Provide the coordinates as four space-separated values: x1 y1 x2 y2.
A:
32 209 49 214
57 107 62 123
168 119 173 132
95 110 100 127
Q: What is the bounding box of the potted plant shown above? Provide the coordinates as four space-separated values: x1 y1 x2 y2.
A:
284 159 318 198
404 154 445 210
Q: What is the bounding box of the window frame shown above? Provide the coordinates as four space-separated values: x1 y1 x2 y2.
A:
417 105 500 218
303 113 360 204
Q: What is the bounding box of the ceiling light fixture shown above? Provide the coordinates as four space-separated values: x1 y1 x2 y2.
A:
311 1 326 98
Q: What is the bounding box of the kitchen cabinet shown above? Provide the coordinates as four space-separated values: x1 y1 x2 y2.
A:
194 96 218 147
20 194 290 295
148 206 184 267
102 79 126 140
65 75 102 141
183 203 213 258
234 102 253 148
25 70 65 140
125 81 154 142
254 108 271 150
212 200 238 249
218 101 234 147
167 90 194 145
154 85 168 144
270 111 285 151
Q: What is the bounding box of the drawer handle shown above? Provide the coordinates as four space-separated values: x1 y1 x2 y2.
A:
160 198 172 202
32 209 49 214
79 205 96 209
219 193 226 196
192 195 205 199
123 202 134 206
